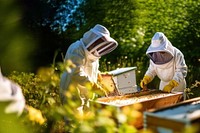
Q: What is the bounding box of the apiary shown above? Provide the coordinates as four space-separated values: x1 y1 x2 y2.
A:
100 67 137 96
144 97 200 133
96 90 183 129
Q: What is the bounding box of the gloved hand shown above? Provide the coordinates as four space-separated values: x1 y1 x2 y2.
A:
140 75 152 89
92 82 108 97
163 80 179 93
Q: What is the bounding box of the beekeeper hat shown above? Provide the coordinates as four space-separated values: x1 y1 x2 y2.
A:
150 32 165 48
146 32 174 56
90 24 111 37
82 24 118 57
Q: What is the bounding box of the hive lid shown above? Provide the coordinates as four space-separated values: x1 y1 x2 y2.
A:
109 67 137 76
144 96 200 124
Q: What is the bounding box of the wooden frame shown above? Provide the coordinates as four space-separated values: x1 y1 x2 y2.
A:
144 97 200 132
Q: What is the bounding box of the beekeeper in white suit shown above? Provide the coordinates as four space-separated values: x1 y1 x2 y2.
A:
60 24 118 113
140 32 187 96
0 70 25 116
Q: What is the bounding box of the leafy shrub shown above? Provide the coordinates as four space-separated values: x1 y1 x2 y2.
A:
185 80 200 99
7 61 200 133
8 68 62 133
6 62 143 133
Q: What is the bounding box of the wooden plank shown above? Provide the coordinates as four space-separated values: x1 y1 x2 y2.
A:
97 91 183 109
148 97 200 113
145 115 185 131
140 93 183 111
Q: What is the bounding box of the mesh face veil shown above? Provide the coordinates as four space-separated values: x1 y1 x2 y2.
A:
148 52 173 65
81 24 118 57
146 32 174 64
86 36 117 57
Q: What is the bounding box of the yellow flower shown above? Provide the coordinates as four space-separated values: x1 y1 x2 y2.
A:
27 106 46 125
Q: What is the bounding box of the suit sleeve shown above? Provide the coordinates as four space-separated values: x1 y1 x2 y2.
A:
173 50 187 83
145 60 157 80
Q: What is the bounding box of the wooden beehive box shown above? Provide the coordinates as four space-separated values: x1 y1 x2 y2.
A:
96 90 183 129
144 97 200 133
100 67 137 96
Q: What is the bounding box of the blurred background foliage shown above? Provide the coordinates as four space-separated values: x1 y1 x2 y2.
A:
0 0 36 73
0 0 200 132
0 0 199 88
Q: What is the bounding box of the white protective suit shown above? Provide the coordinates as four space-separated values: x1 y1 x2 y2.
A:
0 70 25 116
60 24 118 109
145 32 187 92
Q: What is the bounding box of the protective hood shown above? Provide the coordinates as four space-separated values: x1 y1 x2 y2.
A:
82 24 118 57
146 32 174 64
0 69 25 116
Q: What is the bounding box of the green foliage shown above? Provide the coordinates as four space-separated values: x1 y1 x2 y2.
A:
8 70 60 109
0 0 36 74
185 80 200 100
0 102 30 133
6 62 144 133
8 69 61 133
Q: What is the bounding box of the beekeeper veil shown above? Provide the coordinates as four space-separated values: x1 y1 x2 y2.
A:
82 24 118 57
146 32 174 65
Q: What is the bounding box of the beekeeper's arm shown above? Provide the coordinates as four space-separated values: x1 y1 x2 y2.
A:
69 54 107 96
173 51 187 82
140 60 157 89
163 51 187 92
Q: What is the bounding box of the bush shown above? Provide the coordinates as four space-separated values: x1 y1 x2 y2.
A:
6 62 200 133
6 62 143 133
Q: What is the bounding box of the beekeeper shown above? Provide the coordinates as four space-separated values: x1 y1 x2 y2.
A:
140 32 187 95
0 69 25 116
60 24 118 112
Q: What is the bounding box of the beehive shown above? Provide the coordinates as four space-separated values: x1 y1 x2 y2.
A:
144 97 200 133
96 90 183 129
100 67 137 95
